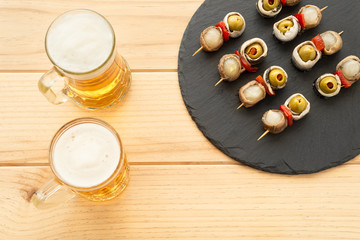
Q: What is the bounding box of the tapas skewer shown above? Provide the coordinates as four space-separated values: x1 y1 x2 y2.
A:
258 94 310 141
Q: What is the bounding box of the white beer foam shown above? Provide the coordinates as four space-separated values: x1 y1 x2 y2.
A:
53 123 120 188
46 11 114 73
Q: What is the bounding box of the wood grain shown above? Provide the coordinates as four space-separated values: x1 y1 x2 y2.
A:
0 0 202 71
1 165 360 240
0 72 231 165
1 72 360 166
1 1 360 239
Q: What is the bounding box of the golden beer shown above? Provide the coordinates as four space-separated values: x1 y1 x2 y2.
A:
65 53 131 109
77 156 130 201
39 9 131 110
32 118 130 208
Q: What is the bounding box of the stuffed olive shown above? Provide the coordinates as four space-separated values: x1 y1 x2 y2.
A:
223 12 246 38
284 93 310 120
263 66 288 90
292 41 321 71
313 74 341 98
257 0 282 18
240 38 268 65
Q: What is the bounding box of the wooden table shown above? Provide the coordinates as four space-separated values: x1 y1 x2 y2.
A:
1 1 360 239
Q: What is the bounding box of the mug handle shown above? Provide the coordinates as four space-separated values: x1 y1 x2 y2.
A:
31 178 76 209
38 67 70 105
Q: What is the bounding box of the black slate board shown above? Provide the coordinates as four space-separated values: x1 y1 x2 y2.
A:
178 0 360 174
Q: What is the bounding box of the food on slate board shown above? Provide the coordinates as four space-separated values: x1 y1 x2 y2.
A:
224 12 246 38
273 16 301 42
273 5 327 42
258 93 310 141
238 81 266 108
217 54 245 86
240 38 268 66
257 0 282 18
256 0 302 18
215 38 268 86
314 56 360 98
193 12 246 56
321 31 343 55
199 26 224 53
292 31 343 71
314 74 342 98
297 5 325 30
237 66 288 109
292 41 322 71
336 56 360 84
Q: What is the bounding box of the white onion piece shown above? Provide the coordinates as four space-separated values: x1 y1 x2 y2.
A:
264 110 283 126
342 60 360 79
302 7 318 26
321 32 337 51
243 85 263 102
223 58 240 79
204 28 222 49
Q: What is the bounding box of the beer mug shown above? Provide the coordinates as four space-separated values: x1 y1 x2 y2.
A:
31 118 130 209
39 10 131 110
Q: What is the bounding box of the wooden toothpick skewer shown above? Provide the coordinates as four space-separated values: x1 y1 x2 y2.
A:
339 31 344 36
257 130 270 141
215 78 224 86
192 46 203 56
237 103 244 110
320 6 328 12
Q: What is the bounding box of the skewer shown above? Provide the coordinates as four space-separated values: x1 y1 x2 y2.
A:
338 31 344 36
215 78 224 86
237 103 244 110
257 130 270 141
192 46 203 57
320 6 328 12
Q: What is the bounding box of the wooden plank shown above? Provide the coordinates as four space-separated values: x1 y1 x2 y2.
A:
0 72 231 165
0 165 360 239
1 72 360 166
0 0 202 71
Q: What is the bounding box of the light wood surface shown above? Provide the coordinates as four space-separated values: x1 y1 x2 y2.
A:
1 1 360 239
0 72 229 165
0 0 202 71
1 165 360 240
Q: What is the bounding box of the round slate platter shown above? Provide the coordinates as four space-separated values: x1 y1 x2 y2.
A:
178 0 360 174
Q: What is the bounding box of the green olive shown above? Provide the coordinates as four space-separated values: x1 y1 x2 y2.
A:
298 45 317 62
227 15 244 32
319 76 338 94
268 69 286 87
246 43 263 59
263 0 280 11
288 95 308 114
277 20 294 34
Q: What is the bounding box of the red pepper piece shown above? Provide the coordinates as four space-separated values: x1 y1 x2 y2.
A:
255 75 275 96
294 14 306 29
279 105 293 127
249 48 257 55
215 21 230 42
281 0 286 6
334 70 352 88
239 56 258 73
312 35 325 52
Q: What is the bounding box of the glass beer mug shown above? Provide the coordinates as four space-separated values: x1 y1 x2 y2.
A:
39 9 131 110
31 118 130 209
